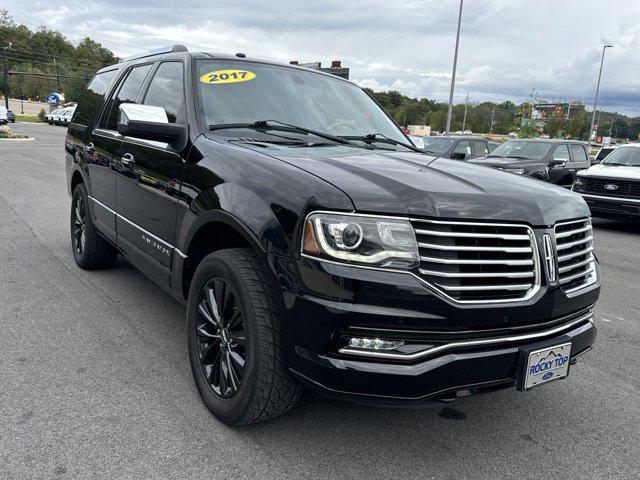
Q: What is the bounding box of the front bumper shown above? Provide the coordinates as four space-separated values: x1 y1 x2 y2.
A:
289 308 596 405
577 192 640 220
274 251 600 405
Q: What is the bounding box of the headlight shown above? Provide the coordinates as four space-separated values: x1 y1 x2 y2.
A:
506 168 526 175
302 212 419 269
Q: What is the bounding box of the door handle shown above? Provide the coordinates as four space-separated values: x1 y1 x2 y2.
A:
121 153 135 167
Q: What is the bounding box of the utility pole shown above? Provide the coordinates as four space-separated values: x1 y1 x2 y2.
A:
609 118 614 137
54 58 61 92
461 92 469 131
489 106 495 133
587 44 613 149
2 42 11 110
566 102 571 120
528 88 537 118
445 0 464 135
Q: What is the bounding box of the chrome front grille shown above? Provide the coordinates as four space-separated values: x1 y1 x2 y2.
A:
412 219 540 303
554 219 596 292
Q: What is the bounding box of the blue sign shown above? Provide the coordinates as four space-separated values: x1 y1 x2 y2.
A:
45 93 62 105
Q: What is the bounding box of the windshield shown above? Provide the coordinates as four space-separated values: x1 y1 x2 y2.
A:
596 147 615 160
488 141 552 160
196 60 405 143
422 137 455 154
602 146 640 167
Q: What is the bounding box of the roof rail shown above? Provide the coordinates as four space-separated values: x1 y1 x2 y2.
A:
123 45 188 62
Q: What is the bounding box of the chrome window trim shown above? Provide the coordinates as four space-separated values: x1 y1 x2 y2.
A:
337 311 593 361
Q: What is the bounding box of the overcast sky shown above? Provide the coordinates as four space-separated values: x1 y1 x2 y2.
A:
3 0 639 115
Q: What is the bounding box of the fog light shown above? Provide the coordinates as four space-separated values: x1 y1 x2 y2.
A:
348 337 404 350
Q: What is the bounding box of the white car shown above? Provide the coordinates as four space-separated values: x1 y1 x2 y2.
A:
45 108 64 125
573 143 640 221
59 107 76 126
0 106 7 125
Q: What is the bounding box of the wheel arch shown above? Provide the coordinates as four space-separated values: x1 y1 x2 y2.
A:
178 211 269 300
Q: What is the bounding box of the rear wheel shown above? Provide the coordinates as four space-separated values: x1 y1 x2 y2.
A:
187 248 302 426
70 183 118 269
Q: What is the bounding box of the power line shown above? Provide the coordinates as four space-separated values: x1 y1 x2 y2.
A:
7 47 110 67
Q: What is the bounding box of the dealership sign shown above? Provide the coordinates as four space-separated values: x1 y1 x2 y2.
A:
45 93 64 104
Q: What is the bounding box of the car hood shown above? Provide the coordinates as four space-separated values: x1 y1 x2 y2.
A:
578 163 640 180
238 143 589 226
468 156 547 168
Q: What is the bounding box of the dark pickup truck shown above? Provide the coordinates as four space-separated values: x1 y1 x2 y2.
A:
65 45 600 425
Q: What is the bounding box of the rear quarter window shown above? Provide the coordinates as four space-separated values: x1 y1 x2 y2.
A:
72 69 118 127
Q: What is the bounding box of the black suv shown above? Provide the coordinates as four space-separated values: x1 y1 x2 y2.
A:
65 46 600 426
469 138 591 187
422 135 495 160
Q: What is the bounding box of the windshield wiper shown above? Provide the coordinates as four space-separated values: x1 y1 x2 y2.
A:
209 120 356 147
339 133 424 153
603 162 630 166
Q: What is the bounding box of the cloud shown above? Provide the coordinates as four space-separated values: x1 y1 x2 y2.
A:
3 0 639 115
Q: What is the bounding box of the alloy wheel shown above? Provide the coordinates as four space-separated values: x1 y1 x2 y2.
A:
196 277 247 399
72 196 87 255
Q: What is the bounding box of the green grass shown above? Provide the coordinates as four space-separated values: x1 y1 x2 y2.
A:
15 114 44 123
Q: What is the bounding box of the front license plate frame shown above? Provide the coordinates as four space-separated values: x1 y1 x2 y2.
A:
517 340 572 391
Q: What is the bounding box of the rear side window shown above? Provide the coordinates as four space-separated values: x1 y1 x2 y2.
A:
471 140 488 156
453 140 472 157
570 144 588 163
552 144 570 161
72 69 118 127
103 64 153 130
143 62 184 123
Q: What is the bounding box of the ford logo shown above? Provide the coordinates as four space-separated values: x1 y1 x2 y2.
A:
604 184 619 191
542 372 553 380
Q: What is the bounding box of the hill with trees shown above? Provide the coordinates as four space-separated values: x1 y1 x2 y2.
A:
0 9 118 103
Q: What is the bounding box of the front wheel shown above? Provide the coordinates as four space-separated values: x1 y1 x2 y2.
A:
187 248 302 426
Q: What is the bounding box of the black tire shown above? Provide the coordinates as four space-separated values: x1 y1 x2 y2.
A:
70 183 118 269
187 248 302 426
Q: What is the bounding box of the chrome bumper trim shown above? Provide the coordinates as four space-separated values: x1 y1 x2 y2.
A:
337 311 593 361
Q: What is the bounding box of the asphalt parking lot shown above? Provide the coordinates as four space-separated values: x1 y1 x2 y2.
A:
1 122 639 480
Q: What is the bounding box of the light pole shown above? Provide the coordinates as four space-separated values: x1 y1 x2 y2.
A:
587 44 613 150
445 0 464 135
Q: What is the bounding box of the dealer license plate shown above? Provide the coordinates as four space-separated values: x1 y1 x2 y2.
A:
524 342 572 390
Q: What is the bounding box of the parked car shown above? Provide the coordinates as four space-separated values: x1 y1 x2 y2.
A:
422 136 494 160
469 139 590 187
60 106 76 126
592 145 617 165
54 107 72 125
0 106 7 125
6 110 15 123
45 108 63 125
44 108 61 125
66 45 599 426
572 143 640 221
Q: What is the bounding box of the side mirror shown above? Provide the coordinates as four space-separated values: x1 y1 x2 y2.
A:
117 104 187 150
549 158 566 167
452 152 466 160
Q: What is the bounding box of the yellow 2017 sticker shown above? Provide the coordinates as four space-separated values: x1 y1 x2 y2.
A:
200 69 256 84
